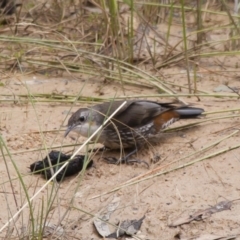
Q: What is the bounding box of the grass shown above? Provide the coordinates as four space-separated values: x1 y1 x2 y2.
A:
1 0 240 238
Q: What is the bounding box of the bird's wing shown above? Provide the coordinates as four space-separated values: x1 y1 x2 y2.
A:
112 101 171 128
116 101 172 128
91 100 178 128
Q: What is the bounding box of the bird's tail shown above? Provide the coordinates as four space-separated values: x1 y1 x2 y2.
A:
153 107 204 131
174 107 204 118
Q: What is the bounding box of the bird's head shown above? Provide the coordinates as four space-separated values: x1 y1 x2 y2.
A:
64 108 97 138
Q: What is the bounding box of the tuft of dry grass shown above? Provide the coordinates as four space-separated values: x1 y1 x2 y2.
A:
1 0 240 238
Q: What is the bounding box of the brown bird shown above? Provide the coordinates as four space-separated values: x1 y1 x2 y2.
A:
65 100 204 164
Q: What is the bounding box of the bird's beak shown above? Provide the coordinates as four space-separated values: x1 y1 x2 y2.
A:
64 125 75 137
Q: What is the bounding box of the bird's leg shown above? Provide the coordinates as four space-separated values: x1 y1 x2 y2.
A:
104 147 149 168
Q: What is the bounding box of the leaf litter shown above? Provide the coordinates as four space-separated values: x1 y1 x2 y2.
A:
169 199 240 227
93 196 145 238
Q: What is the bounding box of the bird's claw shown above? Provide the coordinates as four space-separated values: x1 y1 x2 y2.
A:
104 157 122 165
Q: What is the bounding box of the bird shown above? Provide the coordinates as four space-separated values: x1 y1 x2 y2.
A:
65 100 204 165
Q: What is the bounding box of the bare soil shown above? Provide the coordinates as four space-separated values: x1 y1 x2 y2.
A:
1 63 240 240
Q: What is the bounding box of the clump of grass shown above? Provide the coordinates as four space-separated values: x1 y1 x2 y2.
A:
1 0 240 238
1 1 239 95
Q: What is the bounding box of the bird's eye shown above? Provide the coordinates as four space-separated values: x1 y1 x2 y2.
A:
79 116 85 122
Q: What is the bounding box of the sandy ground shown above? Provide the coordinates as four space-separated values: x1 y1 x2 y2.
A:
1 65 240 240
